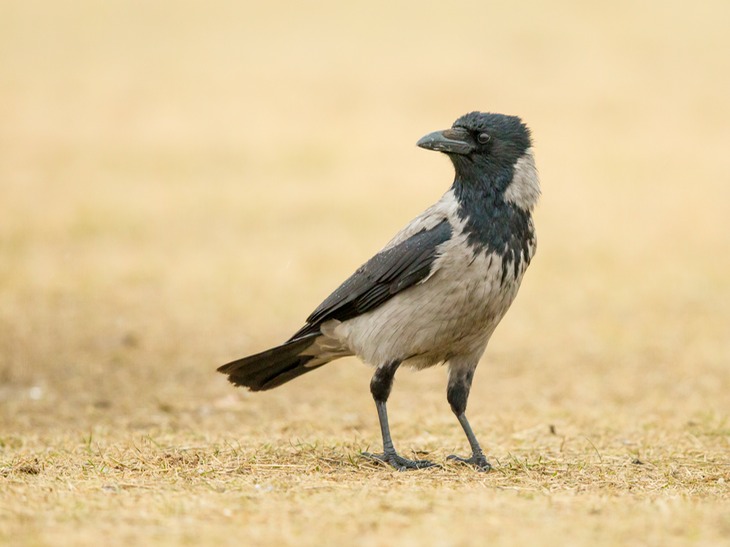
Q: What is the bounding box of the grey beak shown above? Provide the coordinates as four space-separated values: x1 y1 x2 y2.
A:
416 127 475 155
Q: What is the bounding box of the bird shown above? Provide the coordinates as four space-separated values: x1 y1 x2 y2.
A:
218 111 540 471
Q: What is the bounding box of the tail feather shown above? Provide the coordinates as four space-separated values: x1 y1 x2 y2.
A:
218 333 325 391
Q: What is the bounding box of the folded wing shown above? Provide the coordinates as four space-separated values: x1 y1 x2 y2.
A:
290 219 452 340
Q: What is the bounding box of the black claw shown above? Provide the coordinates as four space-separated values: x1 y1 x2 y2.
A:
446 453 492 472
362 451 439 471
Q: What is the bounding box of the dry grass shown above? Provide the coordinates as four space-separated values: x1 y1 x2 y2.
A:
1 0 730 545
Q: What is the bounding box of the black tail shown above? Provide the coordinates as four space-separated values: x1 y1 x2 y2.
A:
217 333 325 391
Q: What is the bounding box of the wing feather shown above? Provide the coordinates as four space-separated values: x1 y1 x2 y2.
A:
289 219 452 340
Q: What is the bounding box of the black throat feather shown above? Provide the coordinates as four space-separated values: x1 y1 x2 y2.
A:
452 160 534 282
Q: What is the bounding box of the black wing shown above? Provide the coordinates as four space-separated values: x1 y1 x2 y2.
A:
290 219 452 340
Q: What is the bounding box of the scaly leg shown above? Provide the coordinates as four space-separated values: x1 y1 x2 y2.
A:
446 366 491 471
362 360 438 470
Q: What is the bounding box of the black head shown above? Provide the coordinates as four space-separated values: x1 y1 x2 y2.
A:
417 112 532 184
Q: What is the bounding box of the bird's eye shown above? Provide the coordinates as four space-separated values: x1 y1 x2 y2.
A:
477 133 491 145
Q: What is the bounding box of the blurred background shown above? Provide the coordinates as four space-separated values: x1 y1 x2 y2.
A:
1 0 729 437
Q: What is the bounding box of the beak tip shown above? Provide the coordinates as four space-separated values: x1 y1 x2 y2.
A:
415 130 443 151
416 129 474 155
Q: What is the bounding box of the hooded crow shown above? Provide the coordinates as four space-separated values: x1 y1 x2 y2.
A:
218 112 540 471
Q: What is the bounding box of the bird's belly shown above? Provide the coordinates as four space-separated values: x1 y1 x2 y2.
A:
335 250 526 367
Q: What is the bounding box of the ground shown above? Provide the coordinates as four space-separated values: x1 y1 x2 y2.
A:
1 1 729 545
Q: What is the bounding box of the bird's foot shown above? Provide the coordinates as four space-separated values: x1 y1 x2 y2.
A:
362 451 439 471
446 452 492 472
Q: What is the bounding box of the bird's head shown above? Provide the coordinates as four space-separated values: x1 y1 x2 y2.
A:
417 112 539 211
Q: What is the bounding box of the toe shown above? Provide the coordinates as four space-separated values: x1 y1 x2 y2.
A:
361 451 439 471
447 453 492 472
406 458 439 470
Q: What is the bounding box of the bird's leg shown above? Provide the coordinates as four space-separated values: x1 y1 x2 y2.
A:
446 367 492 471
362 360 438 471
